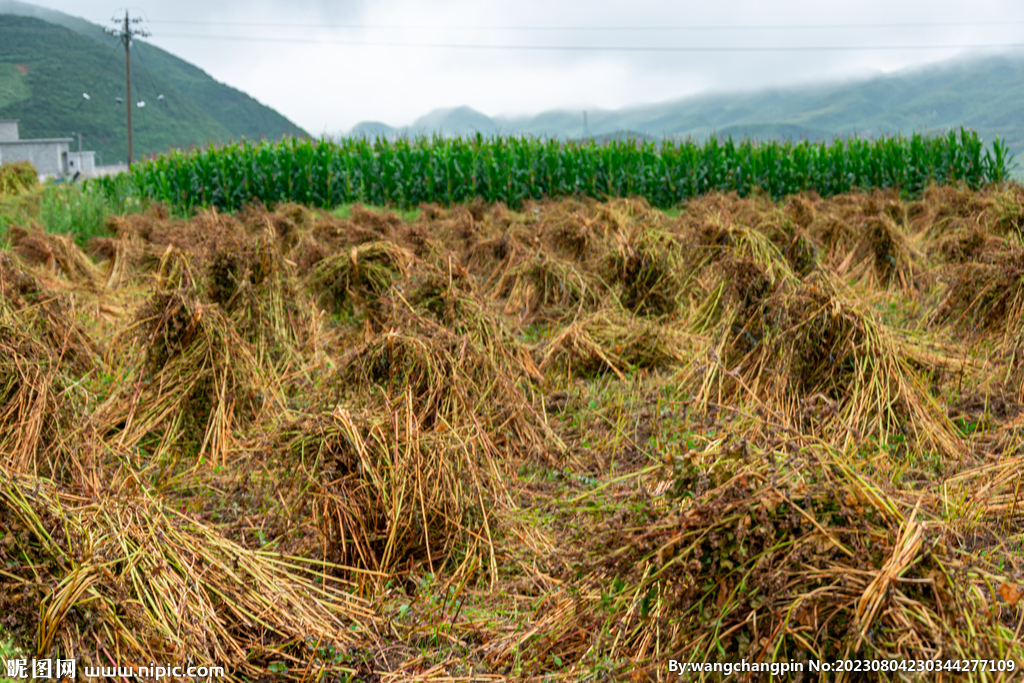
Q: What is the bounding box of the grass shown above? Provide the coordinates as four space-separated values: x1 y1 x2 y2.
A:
0 162 40 243
2 173 137 248
38 183 127 245
0 185 1023 681
0 632 25 683
330 203 421 223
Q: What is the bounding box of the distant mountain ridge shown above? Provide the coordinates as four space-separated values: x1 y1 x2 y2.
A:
348 52 1024 161
0 0 307 164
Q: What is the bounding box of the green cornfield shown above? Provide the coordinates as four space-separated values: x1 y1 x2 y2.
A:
96 128 1013 212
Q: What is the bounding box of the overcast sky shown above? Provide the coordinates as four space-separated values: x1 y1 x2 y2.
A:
24 0 1024 134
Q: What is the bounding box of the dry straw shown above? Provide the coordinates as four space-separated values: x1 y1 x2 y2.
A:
2 186 1024 679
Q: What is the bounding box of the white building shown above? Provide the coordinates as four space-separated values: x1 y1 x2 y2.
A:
67 150 96 173
0 119 98 178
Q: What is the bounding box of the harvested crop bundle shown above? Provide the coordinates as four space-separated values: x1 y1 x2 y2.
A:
936 250 1024 334
0 160 37 196
609 224 686 317
288 402 511 579
308 240 411 317
7 225 104 287
585 437 1023 674
0 256 100 476
93 249 281 466
497 253 601 321
538 311 695 379
4 186 1024 680
686 266 963 457
0 470 375 676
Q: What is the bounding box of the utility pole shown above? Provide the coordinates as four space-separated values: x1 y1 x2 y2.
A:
105 12 148 167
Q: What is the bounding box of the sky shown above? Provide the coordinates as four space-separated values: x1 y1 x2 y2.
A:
23 0 1024 134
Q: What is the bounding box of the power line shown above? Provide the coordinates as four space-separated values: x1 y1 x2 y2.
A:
7 23 1021 52
131 44 170 111
119 19 1024 31
149 33 1024 52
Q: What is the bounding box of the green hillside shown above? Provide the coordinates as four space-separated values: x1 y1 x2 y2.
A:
354 52 1024 170
0 3 306 165
624 55 1024 156
602 54 1024 160
409 106 501 136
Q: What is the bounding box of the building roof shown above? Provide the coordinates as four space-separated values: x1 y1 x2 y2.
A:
0 138 73 144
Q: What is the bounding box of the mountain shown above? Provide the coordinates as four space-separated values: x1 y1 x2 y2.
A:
347 52 1024 162
349 121 400 138
409 106 500 136
0 1 307 165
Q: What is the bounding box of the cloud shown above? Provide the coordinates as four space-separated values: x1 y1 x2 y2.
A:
22 0 1024 133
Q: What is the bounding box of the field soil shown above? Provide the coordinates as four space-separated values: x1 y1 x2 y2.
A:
1 185 1024 681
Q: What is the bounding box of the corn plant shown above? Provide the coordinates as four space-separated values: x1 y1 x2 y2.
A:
92 128 1014 213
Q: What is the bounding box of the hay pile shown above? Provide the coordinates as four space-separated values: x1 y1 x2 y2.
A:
0 470 375 677
579 434 1024 678
0 160 37 197
0 254 98 476
8 225 104 288
2 188 1024 680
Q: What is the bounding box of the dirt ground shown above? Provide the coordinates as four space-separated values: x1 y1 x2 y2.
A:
1 185 1023 681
